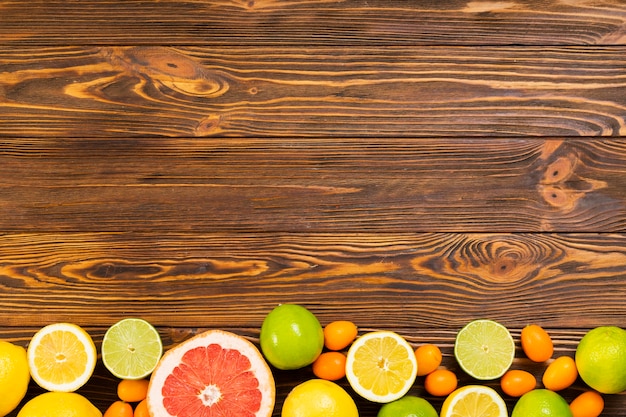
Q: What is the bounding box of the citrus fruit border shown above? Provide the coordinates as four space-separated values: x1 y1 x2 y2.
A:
1 307 624 416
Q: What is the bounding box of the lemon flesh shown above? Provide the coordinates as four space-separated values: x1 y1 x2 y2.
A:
345 331 418 403
440 385 508 417
27 323 97 392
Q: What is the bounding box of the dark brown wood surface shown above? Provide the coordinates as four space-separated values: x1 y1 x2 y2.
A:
2 0 626 46
1 138 626 233
1 1 625 416
2 46 626 137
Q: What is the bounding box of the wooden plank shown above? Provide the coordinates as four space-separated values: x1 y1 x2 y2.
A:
2 46 625 137
1 138 625 232
1 232 624 328
1 0 625 46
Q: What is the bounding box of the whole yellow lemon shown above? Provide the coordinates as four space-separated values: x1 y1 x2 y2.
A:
17 392 102 417
0 341 30 417
282 379 358 417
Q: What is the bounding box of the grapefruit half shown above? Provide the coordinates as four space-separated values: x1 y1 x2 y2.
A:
146 329 275 417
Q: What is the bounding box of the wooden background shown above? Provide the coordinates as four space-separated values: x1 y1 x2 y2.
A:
1 1 625 415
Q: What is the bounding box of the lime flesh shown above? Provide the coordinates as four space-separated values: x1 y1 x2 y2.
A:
454 319 515 380
102 318 163 379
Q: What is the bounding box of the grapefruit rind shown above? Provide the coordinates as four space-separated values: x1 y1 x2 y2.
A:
147 329 275 417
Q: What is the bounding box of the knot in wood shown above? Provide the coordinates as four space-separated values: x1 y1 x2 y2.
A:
471 243 531 283
108 47 229 98
542 155 577 185
539 185 584 211
195 115 224 136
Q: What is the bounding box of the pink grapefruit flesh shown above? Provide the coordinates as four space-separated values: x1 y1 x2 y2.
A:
147 329 275 417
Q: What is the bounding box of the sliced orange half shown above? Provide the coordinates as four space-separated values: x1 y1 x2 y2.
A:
345 330 418 403
27 322 97 392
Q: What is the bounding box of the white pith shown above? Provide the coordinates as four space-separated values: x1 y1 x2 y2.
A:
200 384 222 406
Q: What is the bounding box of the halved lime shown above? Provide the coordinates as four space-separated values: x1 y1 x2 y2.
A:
102 318 163 380
454 319 515 380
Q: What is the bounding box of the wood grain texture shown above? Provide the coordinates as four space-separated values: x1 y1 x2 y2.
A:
1 138 625 232
2 46 625 137
1 0 626 46
1 232 625 329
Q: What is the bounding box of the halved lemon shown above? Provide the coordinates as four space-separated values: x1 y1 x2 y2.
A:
454 319 515 380
441 385 508 417
27 322 97 392
345 330 417 403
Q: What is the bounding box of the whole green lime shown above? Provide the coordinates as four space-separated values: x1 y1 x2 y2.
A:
377 395 438 417
575 326 626 394
260 304 324 370
511 389 572 417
